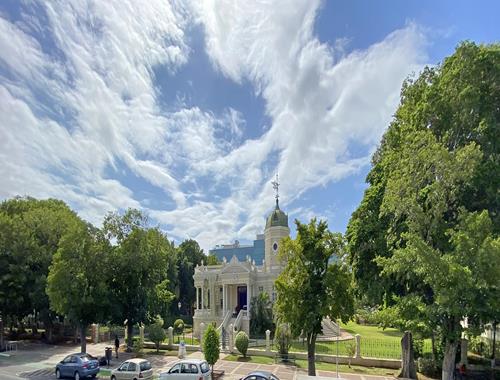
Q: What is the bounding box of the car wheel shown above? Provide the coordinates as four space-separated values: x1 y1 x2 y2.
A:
55 369 61 379
111 376 116 380
74 371 80 380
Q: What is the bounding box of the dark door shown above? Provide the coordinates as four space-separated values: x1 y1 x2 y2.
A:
237 286 247 310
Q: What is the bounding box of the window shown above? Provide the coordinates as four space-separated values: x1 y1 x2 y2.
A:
170 364 180 374
200 362 210 373
272 292 276 301
119 362 129 371
258 286 263 293
128 363 137 372
207 289 210 309
189 364 198 373
181 364 190 373
70 356 78 363
140 361 152 371
62 356 72 364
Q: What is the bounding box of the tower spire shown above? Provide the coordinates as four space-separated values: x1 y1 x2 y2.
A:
271 173 280 209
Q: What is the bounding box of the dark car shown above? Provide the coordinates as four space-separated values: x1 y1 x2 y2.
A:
55 353 100 380
240 371 280 380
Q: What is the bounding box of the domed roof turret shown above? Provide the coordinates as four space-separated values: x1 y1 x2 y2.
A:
265 200 288 229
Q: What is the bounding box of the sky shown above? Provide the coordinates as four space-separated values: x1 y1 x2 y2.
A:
0 1 499 252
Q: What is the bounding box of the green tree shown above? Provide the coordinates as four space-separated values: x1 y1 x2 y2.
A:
250 292 273 337
0 197 84 341
203 324 220 379
347 43 500 380
176 240 204 316
46 221 111 352
235 331 249 357
104 209 175 349
147 316 167 352
274 219 355 375
206 253 219 265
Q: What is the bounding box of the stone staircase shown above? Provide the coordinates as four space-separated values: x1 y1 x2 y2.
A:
319 317 341 340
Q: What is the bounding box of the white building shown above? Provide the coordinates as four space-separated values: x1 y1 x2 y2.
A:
193 196 290 337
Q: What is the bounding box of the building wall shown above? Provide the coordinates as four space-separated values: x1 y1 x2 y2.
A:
264 225 290 271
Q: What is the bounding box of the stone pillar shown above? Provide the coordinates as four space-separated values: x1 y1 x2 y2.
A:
265 329 271 352
355 334 361 358
223 284 226 314
196 287 199 310
199 323 206 351
91 324 97 344
461 338 468 365
201 287 205 309
139 325 144 342
95 324 99 343
168 327 174 347
124 326 128 342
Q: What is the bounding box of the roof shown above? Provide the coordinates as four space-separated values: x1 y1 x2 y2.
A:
126 358 150 363
246 371 274 378
171 358 207 364
265 202 288 229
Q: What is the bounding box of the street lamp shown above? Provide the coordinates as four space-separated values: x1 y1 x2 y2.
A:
178 301 182 312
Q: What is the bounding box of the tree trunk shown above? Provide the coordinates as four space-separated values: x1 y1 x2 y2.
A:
492 321 497 361
80 324 87 353
431 332 437 362
399 331 417 379
442 340 458 380
127 323 133 352
307 333 316 376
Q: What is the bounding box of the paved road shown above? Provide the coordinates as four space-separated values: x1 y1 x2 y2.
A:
0 342 398 380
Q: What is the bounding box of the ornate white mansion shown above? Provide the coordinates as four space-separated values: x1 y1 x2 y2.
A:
193 181 289 336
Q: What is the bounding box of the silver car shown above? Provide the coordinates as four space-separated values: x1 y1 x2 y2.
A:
110 358 153 380
159 359 211 380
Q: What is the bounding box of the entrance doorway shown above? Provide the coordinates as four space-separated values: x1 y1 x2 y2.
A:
237 285 247 312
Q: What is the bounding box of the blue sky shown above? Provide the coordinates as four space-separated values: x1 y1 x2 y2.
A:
0 1 498 251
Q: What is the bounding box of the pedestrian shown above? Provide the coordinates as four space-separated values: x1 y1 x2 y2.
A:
114 335 120 358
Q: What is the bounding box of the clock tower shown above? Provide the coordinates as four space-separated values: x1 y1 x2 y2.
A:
264 174 290 272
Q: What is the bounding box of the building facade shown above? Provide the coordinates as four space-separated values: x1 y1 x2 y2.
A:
193 198 290 336
209 235 265 265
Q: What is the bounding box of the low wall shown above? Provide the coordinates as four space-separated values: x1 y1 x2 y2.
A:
143 341 199 352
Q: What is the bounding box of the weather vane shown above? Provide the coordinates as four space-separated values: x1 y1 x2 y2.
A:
271 173 280 207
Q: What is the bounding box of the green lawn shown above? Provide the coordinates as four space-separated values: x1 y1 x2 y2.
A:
224 354 276 364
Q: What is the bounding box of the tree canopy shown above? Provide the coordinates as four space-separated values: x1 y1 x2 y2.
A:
346 42 500 380
274 219 354 376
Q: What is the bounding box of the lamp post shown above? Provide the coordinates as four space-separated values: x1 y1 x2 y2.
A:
178 301 182 314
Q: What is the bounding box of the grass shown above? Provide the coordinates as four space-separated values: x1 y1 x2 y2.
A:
224 354 275 364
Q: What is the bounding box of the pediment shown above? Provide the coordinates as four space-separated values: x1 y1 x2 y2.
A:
221 255 251 274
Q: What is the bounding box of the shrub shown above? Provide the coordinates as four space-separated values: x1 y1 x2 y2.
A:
133 337 144 357
203 324 220 380
235 331 249 357
417 357 439 377
174 319 185 335
148 316 166 352
275 323 292 356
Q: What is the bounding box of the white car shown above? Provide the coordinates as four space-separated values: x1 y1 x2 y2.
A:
159 359 211 380
111 358 153 380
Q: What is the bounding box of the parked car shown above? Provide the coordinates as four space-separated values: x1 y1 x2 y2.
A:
159 359 211 380
111 358 153 380
55 353 100 380
240 371 280 380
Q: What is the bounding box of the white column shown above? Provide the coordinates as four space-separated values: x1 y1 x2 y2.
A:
246 282 250 312
196 287 199 310
222 284 226 314
201 287 205 309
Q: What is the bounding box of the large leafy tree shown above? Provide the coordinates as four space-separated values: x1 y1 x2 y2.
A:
0 197 83 340
176 240 204 316
250 292 273 337
346 42 500 380
46 222 111 352
104 209 175 349
274 219 354 376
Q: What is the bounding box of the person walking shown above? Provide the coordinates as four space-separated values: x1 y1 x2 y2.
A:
114 335 120 358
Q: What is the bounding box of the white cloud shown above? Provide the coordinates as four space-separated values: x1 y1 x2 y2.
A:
0 0 428 251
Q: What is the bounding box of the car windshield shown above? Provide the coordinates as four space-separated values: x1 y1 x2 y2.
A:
140 361 152 371
200 362 209 373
